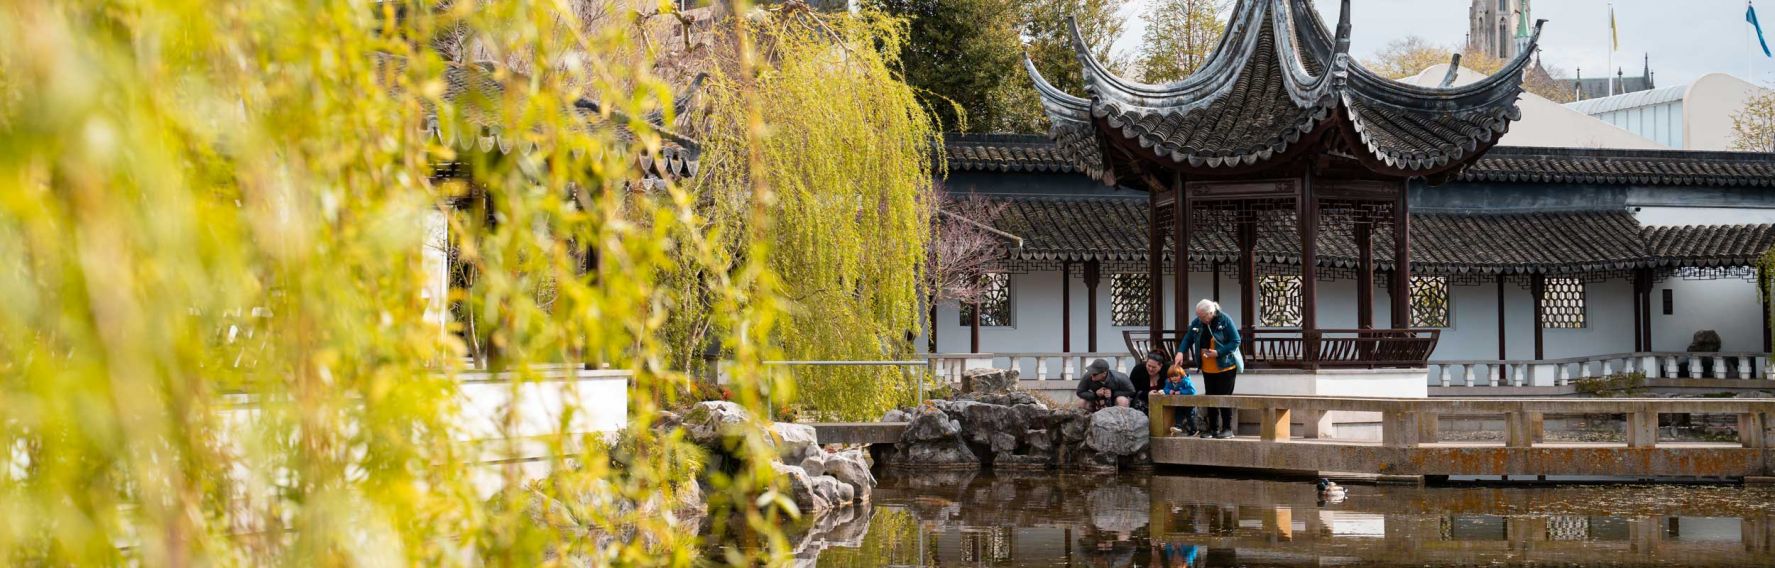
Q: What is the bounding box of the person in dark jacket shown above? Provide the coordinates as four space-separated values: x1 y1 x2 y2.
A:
1172 299 1244 438
1127 351 1171 411
1077 358 1135 411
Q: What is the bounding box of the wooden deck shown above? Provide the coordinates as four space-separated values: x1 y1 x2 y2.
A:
1151 394 1775 479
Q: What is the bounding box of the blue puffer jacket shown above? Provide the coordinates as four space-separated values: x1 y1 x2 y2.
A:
1159 374 1196 396
1177 312 1244 372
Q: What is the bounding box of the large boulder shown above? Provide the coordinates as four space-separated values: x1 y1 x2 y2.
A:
894 407 978 468
772 422 820 463
683 401 758 450
961 368 1019 395
1085 406 1150 457
881 408 911 423
824 450 877 502
961 402 1028 449
773 462 829 512
809 475 852 508
902 406 962 442
800 453 828 478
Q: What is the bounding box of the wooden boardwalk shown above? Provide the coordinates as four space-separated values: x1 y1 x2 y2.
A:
1150 394 1775 479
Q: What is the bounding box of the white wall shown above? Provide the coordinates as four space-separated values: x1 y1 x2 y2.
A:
1636 205 1775 227
922 270 1765 360
1653 277 1767 352
1593 100 1684 148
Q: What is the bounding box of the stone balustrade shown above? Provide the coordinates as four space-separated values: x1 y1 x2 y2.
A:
927 352 1141 383
1428 352 1772 388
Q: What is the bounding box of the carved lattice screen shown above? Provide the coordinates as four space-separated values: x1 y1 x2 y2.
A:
1409 276 1451 328
1111 273 1151 327
959 273 1012 326
1540 277 1586 329
1258 275 1303 327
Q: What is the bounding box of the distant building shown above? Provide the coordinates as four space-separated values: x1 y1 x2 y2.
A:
1565 73 1772 150
1468 0 1534 60
1560 55 1658 102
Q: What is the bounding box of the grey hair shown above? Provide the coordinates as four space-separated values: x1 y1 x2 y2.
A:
1195 299 1220 314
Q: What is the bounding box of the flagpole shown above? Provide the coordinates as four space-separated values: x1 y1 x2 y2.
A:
1608 2 1616 96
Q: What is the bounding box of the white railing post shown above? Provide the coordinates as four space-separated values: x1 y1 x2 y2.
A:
1738 357 1752 380
1462 364 1475 387
1713 356 1726 379
1437 365 1450 387
1665 356 1679 379
1034 357 1048 380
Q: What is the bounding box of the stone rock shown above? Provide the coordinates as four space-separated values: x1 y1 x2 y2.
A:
683 401 757 450
773 461 828 512
772 422 820 462
829 477 856 505
962 367 1020 394
903 407 962 442
824 450 876 502
930 399 980 423
1025 429 1054 455
1689 330 1723 352
900 441 978 466
881 408 911 423
809 475 850 507
989 431 1020 454
1014 403 1052 428
1085 406 1150 457
800 453 828 478
1057 409 1092 443
961 403 1028 448
993 452 1051 470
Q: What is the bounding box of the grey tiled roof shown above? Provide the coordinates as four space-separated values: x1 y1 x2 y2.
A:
1643 224 1775 268
985 196 1770 274
944 136 1775 189
1027 0 1543 182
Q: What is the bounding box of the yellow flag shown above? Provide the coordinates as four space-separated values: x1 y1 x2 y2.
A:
1610 4 1620 51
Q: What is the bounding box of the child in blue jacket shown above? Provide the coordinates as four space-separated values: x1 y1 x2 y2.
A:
1159 366 1200 436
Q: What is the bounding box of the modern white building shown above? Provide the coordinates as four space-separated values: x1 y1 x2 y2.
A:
1565 73 1772 151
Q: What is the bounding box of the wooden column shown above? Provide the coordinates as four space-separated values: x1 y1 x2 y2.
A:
1148 191 1165 346
1632 268 1648 352
1085 260 1102 352
1531 274 1546 360
1390 183 1412 329
1062 261 1073 353
1355 221 1374 329
1211 261 1222 302
1496 274 1507 381
1175 185 1191 339
1238 219 1258 356
1762 266 1772 352
1641 269 1654 351
1299 174 1320 366
969 300 981 353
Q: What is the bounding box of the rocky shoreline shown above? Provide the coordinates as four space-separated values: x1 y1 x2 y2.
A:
876 368 1152 472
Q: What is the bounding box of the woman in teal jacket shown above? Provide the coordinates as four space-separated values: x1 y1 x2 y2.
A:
1172 299 1243 438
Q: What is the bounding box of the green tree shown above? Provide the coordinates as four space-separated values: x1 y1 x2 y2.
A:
1136 0 1225 83
872 0 1041 132
1364 35 1574 103
1731 89 1775 152
1021 0 1132 97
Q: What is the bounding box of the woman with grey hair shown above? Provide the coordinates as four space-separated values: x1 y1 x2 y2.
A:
1172 299 1244 438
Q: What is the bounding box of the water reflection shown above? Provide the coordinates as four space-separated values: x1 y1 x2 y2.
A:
803 470 1775 567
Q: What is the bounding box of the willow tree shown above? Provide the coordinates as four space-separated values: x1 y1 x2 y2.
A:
0 0 793 565
687 10 938 421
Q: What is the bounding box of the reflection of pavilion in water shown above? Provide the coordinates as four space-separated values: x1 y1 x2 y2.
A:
828 471 1775 567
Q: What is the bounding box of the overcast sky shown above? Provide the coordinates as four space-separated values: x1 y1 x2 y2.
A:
1112 0 1775 86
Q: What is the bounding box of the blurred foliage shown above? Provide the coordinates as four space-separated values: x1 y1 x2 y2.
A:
678 10 938 422
0 0 838 564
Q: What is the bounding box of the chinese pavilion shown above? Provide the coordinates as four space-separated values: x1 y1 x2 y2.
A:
1026 0 1545 368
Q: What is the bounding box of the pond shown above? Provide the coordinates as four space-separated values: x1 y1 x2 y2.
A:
790 470 1775 567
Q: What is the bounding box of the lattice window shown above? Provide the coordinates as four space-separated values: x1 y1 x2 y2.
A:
1258 275 1302 327
1110 273 1151 327
1410 276 1451 328
1540 277 1586 329
959 273 1012 327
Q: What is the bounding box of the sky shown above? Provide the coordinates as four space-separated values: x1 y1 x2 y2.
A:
1111 0 1775 87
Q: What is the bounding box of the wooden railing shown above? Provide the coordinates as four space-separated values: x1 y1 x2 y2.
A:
1148 394 1775 478
1429 351 1773 387
1125 328 1440 369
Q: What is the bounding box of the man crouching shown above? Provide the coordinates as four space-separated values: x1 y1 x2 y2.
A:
1076 358 1135 411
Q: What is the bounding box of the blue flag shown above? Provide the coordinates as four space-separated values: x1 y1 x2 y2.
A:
1752 3 1773 57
